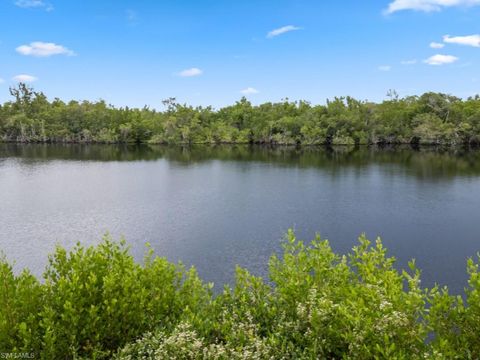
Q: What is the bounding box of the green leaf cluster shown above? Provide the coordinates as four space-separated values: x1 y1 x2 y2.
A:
0 236 210 359
2 230 480 359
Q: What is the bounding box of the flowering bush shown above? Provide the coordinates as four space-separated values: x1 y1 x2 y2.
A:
1 230 480 359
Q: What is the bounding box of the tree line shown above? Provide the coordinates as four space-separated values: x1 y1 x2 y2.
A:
1 84 480 145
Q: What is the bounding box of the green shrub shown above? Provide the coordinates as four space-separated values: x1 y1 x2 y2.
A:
115 231 479 359
0 235 211 359
2 231 480 359
427 254 480 359
0 255 43 353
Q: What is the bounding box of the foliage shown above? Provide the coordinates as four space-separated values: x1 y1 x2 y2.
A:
0 236 211 359
1 231 480 358
2 84 480 145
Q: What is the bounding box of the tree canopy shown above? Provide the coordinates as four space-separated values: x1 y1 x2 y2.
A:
1 84 480 145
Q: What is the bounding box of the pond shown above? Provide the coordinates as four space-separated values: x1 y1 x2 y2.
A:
1 144 479 294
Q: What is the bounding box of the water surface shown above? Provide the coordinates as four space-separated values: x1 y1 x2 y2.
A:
1 144 479 294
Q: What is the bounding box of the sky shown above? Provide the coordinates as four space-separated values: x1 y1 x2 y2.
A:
0 0 479 109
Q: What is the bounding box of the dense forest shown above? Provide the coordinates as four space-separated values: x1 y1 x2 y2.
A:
2 84 480 146
2 231 480 359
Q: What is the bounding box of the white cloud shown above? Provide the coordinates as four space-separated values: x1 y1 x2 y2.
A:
15 0 53 11
13 74 37 82
430 42 445 48
443 34 480 47
267 25 301 38
424 54 459 65
178 68 203 77
384 0 480 14
401 59 417 64
240 87 259 95
15 0 44 7
0 78 4 83
378 65 392 71
16 42 75 57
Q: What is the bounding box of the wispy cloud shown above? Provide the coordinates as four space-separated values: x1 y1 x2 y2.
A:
13 74 37 82
126 9 138 25
16 42 75 57
384 0 480 14
401 59 417 64
178 68 203 77
443 34 480 47
430 42 444 49
0 78 5 84
378 65 392 71
267 25 301 38
424 54 459 65
240 87 259 95
15 0 53 11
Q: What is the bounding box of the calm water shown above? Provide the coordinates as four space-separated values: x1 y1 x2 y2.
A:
1 144 480 294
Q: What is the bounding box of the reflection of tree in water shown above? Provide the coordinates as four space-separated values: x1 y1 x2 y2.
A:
1 143 480 180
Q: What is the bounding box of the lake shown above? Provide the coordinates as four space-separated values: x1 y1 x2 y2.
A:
1 144 479 295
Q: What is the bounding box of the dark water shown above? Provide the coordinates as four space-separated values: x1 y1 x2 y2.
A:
1 144 479 294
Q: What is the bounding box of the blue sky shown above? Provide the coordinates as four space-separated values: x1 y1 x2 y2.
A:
0 0 479 109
